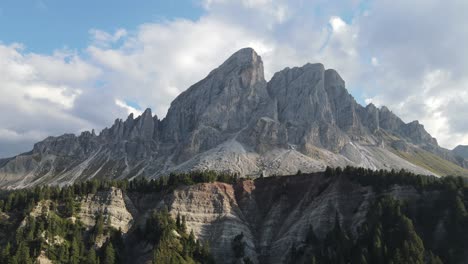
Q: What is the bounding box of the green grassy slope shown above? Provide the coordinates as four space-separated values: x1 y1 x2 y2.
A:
393 147 468 177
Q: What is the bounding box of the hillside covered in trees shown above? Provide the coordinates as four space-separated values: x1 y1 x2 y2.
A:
0 169 467 263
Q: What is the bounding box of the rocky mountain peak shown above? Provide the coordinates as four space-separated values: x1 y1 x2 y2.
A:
267 63 327 124
161 47 268 149
453 145 468 159
131 108 156 141
141 108 152 117
1 47 467 188
365 103 377 111
324 68 345 86
377 106 438 146
206 47 265 89
99 108 158 142
223 47 261 66
266 63 366 151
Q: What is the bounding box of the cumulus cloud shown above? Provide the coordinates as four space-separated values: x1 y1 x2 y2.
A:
115 99 142 116
358 0 468 148
0 0 467 158
329 16 347 33
89 28 127 48
86 18 273 117
0 43 122 157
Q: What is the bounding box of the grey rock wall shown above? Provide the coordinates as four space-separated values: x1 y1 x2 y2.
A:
0 47 465 188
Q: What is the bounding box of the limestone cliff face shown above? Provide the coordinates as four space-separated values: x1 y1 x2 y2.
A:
16 175 461 264
0 109 163 188
266 64 369 154
151 175 441 264
453 145 468 168
158 182 258 263
79 187 137 233
1 47 467 188
161 48 269 162
378 107 438 147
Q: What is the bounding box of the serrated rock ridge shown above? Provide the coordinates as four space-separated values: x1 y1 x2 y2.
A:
1 48 467 188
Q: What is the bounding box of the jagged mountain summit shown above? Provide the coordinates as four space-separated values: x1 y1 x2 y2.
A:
1 48 467 188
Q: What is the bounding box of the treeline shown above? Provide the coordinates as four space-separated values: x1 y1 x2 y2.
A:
127 170 239 193
0 170 239 214
324 166 467 192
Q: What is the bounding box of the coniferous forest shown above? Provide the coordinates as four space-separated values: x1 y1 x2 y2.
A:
0 168 467 264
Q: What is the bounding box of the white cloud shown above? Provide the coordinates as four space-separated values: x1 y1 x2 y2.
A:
24 85 81 109
357 0 468 148
115 99 142 116
0 128 45 143
329 16 347 33
89 28 127 48
86 17 272 117
0 43 107 157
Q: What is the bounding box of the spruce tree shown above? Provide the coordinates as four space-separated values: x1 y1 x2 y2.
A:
103 243 116 264
87 248 98 264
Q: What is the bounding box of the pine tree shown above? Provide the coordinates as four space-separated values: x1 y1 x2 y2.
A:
87 248 98 264
176 213 181 230
427 252 443 264
64 197 75 217
310 255 317 264
70 237 81 264
15 242 32 264
103 243 116 264
181 215 187 233
95 213 105 237
0 242 11 263
359 253 368 264
58 244 69 263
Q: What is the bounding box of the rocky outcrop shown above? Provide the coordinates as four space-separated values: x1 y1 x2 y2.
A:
156 175 442 264
378 107 438 147
0 47 467 188
239 117 287 153
454 145 468 159
453 145 468 168
11 173 465 264
159 182 258 263
36 252 53 264
161 48 269 161
79 187 137 233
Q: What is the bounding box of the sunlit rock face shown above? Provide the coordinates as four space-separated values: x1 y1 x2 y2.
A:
79 187 137 233
156 175 430 264
1 47 467 189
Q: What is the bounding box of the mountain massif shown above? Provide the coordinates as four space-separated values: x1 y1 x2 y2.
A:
0 49 467 264
0 48 467 188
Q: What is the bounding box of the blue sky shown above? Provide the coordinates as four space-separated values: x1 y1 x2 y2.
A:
0 0 467 157
0 0 203 53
